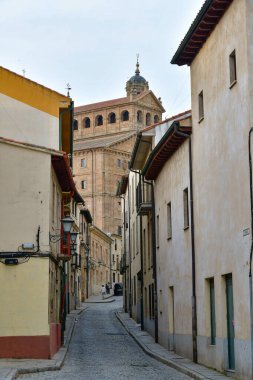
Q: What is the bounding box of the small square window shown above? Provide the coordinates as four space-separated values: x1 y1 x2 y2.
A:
81 180 87 189
198 91 204 122
81 158 86 168
117 159 121 168
229 50 237 87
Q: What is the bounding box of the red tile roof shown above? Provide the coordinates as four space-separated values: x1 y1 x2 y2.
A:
142 109 191 132
75 97 128 113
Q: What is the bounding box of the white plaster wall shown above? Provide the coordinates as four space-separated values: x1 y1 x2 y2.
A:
0 93 59 149
155 141 192 358
190 0 251 376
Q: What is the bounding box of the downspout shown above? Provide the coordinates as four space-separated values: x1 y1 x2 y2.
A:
174 123 197 363
248 127 253 379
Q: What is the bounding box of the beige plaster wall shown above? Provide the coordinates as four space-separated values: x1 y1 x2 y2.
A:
155 141 192 357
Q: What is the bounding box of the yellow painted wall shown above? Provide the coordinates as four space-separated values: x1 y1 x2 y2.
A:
0 259 49 336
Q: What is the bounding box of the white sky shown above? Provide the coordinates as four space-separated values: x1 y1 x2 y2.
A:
0 0 205 117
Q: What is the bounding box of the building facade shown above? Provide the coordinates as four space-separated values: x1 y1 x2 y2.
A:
73 62 165 235
171 0 253 378
0 67 81 359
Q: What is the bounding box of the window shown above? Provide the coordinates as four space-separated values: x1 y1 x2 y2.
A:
146 113 151 126
81 158 86 168
209 277 216 345
95 115 103 126
118 225 122 236
137 110 142 123
154 115 159 123
156 215 159 248
117 159 121 168
183 188 189 229
81 180 87 189
229 50 237 87
83 117 90 128
167 202 172 239
108 112 116 124
159 289 163 314
115 239 117 250
121 110 129 121
198 91 204 121
73 119 78 130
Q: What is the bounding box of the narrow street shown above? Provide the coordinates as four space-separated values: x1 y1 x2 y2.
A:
19 298 191 380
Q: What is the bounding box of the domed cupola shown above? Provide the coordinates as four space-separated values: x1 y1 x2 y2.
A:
126 58 149 97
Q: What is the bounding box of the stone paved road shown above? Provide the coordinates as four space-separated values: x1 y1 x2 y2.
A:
19 298 191 380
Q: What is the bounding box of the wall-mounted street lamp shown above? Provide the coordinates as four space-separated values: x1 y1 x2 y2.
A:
49 216 74 243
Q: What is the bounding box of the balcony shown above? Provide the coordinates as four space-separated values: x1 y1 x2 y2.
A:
136 181 152 215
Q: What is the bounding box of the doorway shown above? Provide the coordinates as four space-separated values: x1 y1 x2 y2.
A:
225 273 235 370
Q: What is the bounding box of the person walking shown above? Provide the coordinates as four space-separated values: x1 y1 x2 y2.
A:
105 283 110 295
101 284 106 299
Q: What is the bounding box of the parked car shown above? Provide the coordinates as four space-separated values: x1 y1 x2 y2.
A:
114 282 123 296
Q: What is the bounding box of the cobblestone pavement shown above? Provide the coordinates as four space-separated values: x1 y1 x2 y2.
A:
19 298 191 380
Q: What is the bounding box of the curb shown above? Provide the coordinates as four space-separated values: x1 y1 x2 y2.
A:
4 307 89 380
115 311 219 380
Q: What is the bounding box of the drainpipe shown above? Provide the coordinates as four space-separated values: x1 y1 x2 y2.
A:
174 123 197 363
248 127 253 379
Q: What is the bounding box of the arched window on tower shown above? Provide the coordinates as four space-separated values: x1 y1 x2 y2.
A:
95 115 103 126
73 119 78 130
137 110 143 123
146 113 151 126
108 112 116 124
83 117 90 128
121 110 129 122
154 115 159 123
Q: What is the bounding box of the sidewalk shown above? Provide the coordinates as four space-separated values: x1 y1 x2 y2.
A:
116 310 233 380
0 306 88 380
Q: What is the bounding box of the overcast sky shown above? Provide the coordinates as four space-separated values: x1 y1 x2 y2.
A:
0 0 205 118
